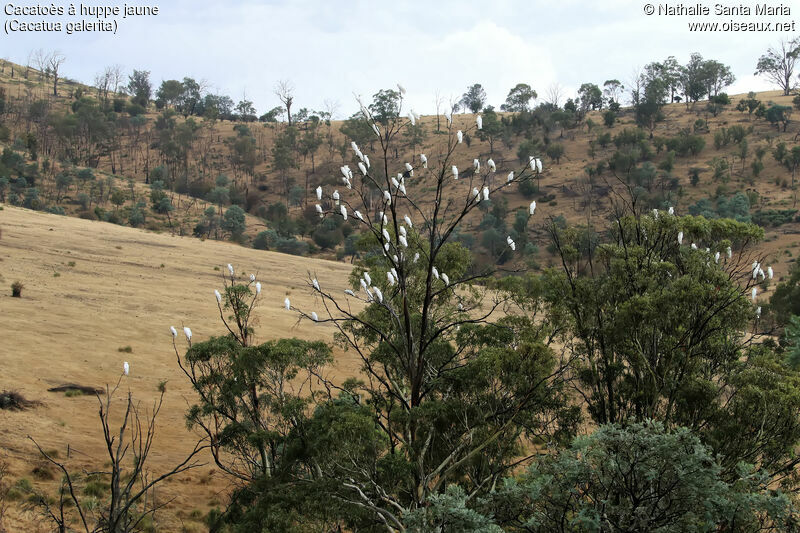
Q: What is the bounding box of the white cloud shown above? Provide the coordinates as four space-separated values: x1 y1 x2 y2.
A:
3 0 791 115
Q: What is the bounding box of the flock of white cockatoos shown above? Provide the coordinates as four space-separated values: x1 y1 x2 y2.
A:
660 205 772 312
287 88 545 328
151 89 770 377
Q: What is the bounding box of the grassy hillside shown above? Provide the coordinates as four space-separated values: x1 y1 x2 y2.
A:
1 59 799 278
0 205 359 531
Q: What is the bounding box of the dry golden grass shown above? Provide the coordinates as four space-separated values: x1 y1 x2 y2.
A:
0 205 360 530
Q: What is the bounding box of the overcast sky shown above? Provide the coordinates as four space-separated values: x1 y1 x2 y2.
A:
4 0 796 117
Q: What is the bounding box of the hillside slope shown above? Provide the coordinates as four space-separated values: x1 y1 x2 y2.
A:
0 205 358 530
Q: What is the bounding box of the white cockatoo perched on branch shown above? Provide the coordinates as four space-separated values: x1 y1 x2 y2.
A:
452 165 458 179
474 159 480 172
482 187 489 201
316 186 322 200
727 246 732 259
404 215 413 228
355 210 364 221
315 204 323 218
472 188 480 201
405 162 414 176
384 190 392 205
457 130 463 144
668 206 674 216
441 273 450 285
312 279 320 291
358 162 367 176
487 159 496 172
227 264 234 276
284 297 291 310
332 190 340 205
215 289 222 303
183 327 192 341
363 272 371 286
372 123 381 137
677 231 683 245
311 312 319 322
397 83 406 95
507 171 514 182
476 115 483 130
256 282 261 295
751 287 758 301
768 266 774 279
399 235 408 248
340 205 348 220
391 176 400 189
536 158 542 173
382 228 391 242
432 266 440 280
420 154 428 168
123 362 129 376
170 326 177 338
529 201 536 215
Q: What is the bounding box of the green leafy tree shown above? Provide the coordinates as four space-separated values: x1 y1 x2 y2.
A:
175 270 332 486
476 107 503 154
501 83 537 112
369 88 401 126
461 83 487 113
756 37 800 95
766 104 793 131
126 69 151 107
577 82 603 113
785 315 800 369
222 205 246 239
546 208 800 484
489 422 796 532
771 262 800 324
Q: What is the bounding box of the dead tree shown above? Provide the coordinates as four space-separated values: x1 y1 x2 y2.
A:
29 379 207 533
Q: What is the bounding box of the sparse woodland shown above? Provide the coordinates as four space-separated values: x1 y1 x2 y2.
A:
3 38 800 531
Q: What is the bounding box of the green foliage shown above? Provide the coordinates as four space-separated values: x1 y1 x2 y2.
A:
545 143 564 164
752 209 798 227
771 262 800 324
253 230 278 250
461 83 487 113
765 104 792 131
664 130 706 156
501 83 537 112
785 315 800 369
602 109 616 127
490 422 795 532
546 212 760 427
222 205 246 238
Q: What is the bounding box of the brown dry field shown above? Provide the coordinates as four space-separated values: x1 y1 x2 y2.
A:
0 205 360 531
